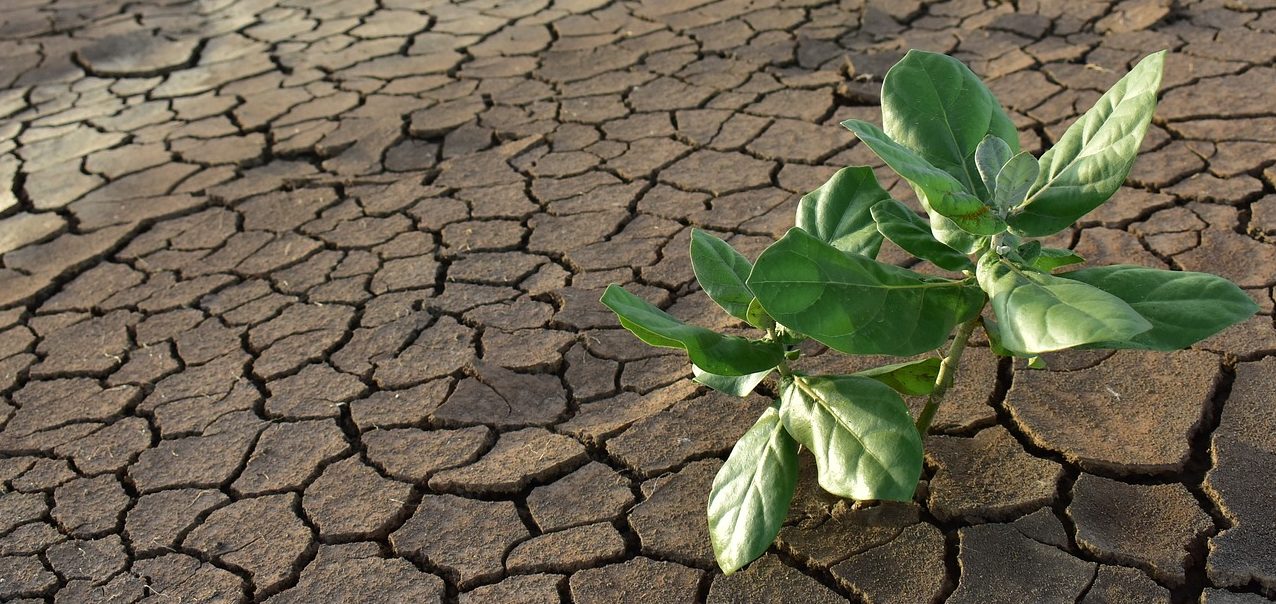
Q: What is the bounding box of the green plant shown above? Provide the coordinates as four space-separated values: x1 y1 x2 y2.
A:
600 49 1258 574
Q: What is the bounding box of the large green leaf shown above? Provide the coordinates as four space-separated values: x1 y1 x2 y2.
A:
779 375 922 501
975 253 1152 354
870 199 974 272
746 228 985 356
841 119 989 251
854 357 942 396
693 365 772 397
881 50 1020 200
1008 51 1166 236
981 316 1013 358
690 229 754 322
795 166 889 257
600 285 784 375
708 407 799 574
1059 265 1258 350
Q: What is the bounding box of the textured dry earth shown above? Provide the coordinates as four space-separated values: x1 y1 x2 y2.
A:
0 0 1274 602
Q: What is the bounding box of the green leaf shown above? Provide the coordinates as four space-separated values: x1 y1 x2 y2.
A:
840 119 1006 243
690 229 755 323
993 152 1039 213
870 199 974 272
1009 51 1166 236
693 365 772 397
841 119 965 200
981 316 1013 358
930 189 1006 236
928 214 984 255
842 119 984 253
600 285 785 375
747 228 986 356
881 50 1020 200
1058 265 1259 350
776 324 806 346
779 375 922 501
975 253 1152 354
1031 247 1084 272
795 166 890 257
708 407 799 574
1017 240 1042 263
975 135 1012 196
854 357 942 396
745 298 774 330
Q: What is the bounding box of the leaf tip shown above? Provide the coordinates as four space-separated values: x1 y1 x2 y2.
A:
839 118 867 134
1138 49 1168 86
1144 49 1167 70
1239 293 1261 317
598 282 624 303
716 560 743 576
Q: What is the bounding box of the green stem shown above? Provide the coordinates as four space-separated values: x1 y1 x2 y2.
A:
776 360 793 379
768 327 794 379
914 317 980 435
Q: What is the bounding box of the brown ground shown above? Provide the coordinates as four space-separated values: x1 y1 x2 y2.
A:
0 0 1274 602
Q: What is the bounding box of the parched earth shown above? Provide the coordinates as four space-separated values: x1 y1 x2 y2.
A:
0 0 1274 602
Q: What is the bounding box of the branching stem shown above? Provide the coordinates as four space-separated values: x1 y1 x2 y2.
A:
914 316 980 435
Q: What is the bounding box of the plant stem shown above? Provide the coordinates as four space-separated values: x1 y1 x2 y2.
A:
914 317 980 435
775 360 792 378
768 327 793 378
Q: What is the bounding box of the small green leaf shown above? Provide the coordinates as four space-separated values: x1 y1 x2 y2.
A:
691 229 755 322
708 407 799 574
854 357 942 396
1009 51 1166 236
693 365 772 397
747 229 986 356
993 151 1039 213
745 298 774 330
776 324 806 346
930 190 1007 236
779 375 922 501
975 135 1012 196
1058 265 1259 350
975 253 1152 354
1031 247 1084 272
600 285 785 375
1026 356 1047 369
1017 240 1042 263
880 50 1020 199
795 166 891 257
870 199 974 272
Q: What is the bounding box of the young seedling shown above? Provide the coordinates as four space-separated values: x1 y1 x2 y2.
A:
600 49 1258 574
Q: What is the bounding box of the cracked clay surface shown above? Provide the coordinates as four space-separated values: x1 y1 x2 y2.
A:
0 0 1274 602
